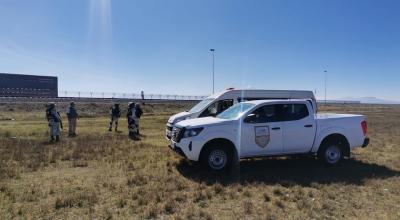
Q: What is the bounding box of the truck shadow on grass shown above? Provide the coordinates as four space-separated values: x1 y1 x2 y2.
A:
176 158 400 186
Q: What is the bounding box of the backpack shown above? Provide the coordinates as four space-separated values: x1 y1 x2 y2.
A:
46 108 59 122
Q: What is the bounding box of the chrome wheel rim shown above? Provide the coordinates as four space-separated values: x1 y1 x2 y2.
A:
325 145 341 164
208 149 227 170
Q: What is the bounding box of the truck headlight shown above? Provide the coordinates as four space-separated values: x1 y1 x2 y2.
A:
183 127 204 138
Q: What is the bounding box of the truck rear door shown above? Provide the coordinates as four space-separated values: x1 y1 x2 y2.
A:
279 103 316 153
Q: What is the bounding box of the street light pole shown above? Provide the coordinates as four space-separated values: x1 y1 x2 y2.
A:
210 48 215 94
324 70 327 104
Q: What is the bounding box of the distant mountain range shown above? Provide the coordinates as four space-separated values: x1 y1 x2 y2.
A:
339 97 400 104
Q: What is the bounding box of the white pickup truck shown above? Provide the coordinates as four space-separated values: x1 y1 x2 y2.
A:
169 99 369 171
166 89 316 139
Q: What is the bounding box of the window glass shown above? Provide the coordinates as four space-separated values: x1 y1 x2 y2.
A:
200 99 234 117
217 103 255 120
200 102 218 117
244 103 309 123
244 104 279 123
280 104 309 121
218 99 234 113
189 98 215 113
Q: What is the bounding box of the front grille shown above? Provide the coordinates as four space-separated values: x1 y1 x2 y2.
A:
166 124 174 139
172 127 185 143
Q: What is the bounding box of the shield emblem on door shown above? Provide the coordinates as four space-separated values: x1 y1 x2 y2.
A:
255 126 270 148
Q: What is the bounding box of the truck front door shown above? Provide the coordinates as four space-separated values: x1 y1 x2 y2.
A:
240 104 283 157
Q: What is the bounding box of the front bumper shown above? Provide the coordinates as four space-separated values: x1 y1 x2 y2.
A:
168 143 187 158
169 138 202 161
362 138 369 148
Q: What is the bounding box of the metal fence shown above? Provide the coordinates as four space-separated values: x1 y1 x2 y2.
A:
316 100 361 104
0 89 365 105
0 90 207 103
58 91 207 100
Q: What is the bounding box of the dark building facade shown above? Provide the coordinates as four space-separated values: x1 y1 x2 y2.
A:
0 73 58 98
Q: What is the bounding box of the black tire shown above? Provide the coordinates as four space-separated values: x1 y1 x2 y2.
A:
201 144 233 172
318 141 344 165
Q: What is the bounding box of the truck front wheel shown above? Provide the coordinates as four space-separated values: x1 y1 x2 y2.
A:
319 143 343 165
201 145 232 171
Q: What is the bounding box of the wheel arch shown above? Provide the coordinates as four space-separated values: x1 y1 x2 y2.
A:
199 138 238 162
318 133 350 157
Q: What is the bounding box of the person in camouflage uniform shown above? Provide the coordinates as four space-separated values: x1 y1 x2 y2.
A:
66 101 79 137
108 103 121 132
126 102 137 139
46 102 63 142
134 103 143 136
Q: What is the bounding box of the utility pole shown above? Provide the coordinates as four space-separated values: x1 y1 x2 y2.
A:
210 48 215 94
324 70 327 104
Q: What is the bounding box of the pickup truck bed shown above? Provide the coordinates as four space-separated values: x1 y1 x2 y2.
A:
313 113 366 154
316 113 363 119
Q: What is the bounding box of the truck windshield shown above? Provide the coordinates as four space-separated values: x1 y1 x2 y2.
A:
217 103 255 120
189 98 215 113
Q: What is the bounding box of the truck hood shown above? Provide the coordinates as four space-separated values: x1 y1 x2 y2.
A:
176 117 230 128
168 111 193 124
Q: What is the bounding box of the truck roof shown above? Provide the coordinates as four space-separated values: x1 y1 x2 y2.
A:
244 99 312 105
208 89 315 99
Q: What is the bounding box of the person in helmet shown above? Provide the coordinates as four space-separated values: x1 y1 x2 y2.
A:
126 102 138 139
46 102 63 142
66 101 79 137
109 103 121 132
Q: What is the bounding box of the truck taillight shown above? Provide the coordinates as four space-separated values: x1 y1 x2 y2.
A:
361 121 368 136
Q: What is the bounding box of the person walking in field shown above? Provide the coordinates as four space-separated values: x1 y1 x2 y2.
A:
46 102 63 142
109 103 121 132
66 101 79 137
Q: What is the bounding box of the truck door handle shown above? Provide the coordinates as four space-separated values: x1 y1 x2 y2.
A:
271 127 281 130
304 124 313 128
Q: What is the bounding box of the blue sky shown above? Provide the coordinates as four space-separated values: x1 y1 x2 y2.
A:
0 0 399 101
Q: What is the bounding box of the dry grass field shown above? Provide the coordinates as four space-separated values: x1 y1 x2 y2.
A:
0 101 399 219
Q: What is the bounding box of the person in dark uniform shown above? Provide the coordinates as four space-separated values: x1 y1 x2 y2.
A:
46 102 63 142
126 102 137 139
66 101 79 137
108 103 121 132
134 103 144 135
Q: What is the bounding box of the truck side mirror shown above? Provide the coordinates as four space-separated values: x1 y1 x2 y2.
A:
244 113 257 123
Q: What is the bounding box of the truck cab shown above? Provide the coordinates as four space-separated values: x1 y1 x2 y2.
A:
169 99 369 171
166 89 316 139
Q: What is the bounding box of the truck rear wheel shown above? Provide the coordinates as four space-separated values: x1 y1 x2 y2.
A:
201 145 232 171
319 143 343 165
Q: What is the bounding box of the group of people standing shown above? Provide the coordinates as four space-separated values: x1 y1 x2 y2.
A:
45 101 143 142
108 102 143 140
